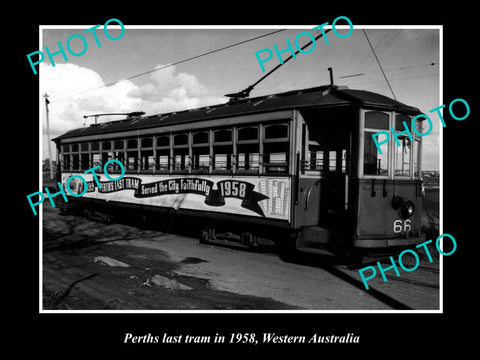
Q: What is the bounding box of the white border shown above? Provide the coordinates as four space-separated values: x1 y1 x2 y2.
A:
38 24 443 314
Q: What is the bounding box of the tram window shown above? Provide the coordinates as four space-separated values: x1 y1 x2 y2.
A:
113 151 124 171
237 144 259 171
174 134 188 146
62 144 70 153
213 145 233 171
214 129 232 143
365 111 389 129
394 114 414 178
156 149 170 171
192 131 210 171
173 148 189 171
71 144 79 152
72 154 80 170
81 143 89 152
91 153 101 168
156 136 170 147
102 152 112 166
238 127 258 141
413 139 420 178
395 114 412 132
213 130 232 171
394 137 411 177
307 145 324 171
193 132 209 145
364 111 390 177
141 138 153 148
114 140 124 150
63 154 70 171
328 151 337 171
100 151 112 173
127 139 138 149
127 151 138 170
173 134 189 171
264 142 288 173
91 142 99 151
102 141 111 150
265 124 288 139
141 150 154 170
364 131 388 176
192 147 210 171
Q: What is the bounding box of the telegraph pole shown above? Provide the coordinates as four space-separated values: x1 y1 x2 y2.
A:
44 93 54 180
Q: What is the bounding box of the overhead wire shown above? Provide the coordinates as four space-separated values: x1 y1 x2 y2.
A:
362 29 397 100
50 28 287 104
343 29 393 86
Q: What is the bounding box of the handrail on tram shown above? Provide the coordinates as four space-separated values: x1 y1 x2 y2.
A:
304 179 321 210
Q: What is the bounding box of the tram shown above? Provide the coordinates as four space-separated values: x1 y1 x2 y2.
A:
53 84 425 258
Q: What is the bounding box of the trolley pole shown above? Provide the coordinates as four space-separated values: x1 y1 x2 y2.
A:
44 93 54 181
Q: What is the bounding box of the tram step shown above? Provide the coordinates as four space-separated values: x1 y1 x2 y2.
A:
296 226 335 255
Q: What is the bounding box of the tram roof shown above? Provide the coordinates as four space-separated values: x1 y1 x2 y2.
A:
53 85 422 142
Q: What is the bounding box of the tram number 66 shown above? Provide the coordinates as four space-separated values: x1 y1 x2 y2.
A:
393 219 411 233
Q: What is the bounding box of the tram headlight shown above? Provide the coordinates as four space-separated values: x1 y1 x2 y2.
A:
400 201 415 219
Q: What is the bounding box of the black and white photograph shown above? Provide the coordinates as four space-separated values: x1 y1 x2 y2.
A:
17 6 476 355
38 23 441 312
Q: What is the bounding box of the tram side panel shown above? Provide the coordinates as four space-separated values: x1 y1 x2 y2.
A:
60 172 293 225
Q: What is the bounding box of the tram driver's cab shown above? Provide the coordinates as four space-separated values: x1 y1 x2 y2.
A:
295 105 424 256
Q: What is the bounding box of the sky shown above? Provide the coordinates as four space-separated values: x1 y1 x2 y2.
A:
38 24 440 170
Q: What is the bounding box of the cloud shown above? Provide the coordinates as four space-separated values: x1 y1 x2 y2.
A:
40 63 140 136
40 63 226 158
126 64 225 114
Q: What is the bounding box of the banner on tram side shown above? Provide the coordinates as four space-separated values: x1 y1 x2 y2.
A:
62 174 292 221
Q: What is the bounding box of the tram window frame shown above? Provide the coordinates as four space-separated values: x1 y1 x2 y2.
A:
110 139 125 173
191 131 210 173
88 142 99 170
61 143 71 171
362 110 390 178
236 126 260 173
394 113 419 179
263 123 289 174
126 138 139 172
91 152 101 168
80 153 90 171
100 140 113 173
72 153 80 171
79 142 90 171
69 143 80 171
302 124 325 173
213 129 233 173
155 135 171 173
306 144 325 172
102 141 112 151
140 137 154 172
62 153 71 171
413 138 421 178
173 133 190 173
